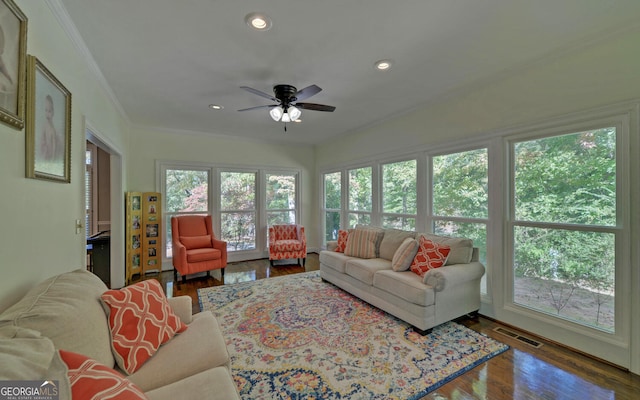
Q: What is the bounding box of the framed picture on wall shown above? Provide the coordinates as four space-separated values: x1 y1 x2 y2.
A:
25 55 72 183
0 0 27 129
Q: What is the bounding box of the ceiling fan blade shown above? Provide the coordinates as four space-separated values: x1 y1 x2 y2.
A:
237 104 277 112
295 102 336 112
294 85 322 101
240 86 278 102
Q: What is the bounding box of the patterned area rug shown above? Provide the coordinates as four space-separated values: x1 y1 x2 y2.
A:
198 271 509 400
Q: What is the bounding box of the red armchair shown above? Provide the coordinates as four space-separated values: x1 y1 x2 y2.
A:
171 215 227 283
268 224 306 267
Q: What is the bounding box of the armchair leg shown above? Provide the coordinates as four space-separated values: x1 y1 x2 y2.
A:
270 260 274 267
221 268 225 278
173 269 178 283
303 257 306 267
182 275 186 284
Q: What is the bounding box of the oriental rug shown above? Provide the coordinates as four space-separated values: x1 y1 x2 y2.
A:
198 271 508 400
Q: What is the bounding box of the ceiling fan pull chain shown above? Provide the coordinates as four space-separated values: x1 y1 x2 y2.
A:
284 123 287 133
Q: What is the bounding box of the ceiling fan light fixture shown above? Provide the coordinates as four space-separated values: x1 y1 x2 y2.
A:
245 12 272 31
269 106 283 121
287 105 301 121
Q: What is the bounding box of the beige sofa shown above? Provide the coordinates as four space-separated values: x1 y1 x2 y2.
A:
0 269 240 400
320 228 485 333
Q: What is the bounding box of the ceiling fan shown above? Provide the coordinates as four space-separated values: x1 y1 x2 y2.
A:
238 84 336 125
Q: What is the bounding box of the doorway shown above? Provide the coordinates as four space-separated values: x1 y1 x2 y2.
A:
85 122 125 288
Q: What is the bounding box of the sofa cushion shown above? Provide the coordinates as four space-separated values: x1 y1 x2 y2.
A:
319 251 355 274
391 237 419 272
379 229 415 261
345 258 392 285
334 229 350 253
146 367 238 400
59 350 148 399
419 233 473 265
126 312 230 392
100 279 187 375
373 270 435 307
180 235 212 250
344 227 383 259
0 269 115 368
410 237 450 277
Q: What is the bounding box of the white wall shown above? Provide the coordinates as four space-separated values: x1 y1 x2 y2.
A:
316 26 640 373
0 1 129 311
127 126 318 253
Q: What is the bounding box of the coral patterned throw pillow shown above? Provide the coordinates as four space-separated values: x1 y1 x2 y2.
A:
335 229 350 253
100 279 187 374
59 350 148 399
410 236 451 277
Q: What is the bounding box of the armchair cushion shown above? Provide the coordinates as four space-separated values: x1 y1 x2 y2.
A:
180 235 212 250
186 248 221 263
271 239 305 252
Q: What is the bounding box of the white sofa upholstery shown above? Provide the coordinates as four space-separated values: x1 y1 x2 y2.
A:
320 228 485 332
0 269 240 400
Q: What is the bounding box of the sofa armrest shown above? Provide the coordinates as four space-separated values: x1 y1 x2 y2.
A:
326 241 338 252
423 262 485 292
168 296 193 325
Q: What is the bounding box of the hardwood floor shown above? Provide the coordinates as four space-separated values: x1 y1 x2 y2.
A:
134 254 640 399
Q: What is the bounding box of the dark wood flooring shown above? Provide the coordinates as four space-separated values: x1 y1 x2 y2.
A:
133 253 640 399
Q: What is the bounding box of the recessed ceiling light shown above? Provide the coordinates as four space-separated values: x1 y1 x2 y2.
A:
209 104 223 110
245 12 272 31
374 59 393 71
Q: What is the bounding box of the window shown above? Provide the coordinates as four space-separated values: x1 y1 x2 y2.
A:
511 128 617 332
265 172 297 226
220 171 257 251
161 162 300 260
381 159 417 230
348 166 372 227
323 172 342 242
432 148 489 294
163 168 209 258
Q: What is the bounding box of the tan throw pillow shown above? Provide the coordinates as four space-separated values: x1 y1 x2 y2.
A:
379 229 415 260
391 237 419 271
344 228 380 259
419 233 473 265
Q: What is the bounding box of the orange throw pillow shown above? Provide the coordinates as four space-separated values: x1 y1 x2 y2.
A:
410 236 451 277
334 229 349 252
100 279 187 374
59 349 148 399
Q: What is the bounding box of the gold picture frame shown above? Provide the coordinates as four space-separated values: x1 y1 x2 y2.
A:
0 0 27 129
25 55 72 183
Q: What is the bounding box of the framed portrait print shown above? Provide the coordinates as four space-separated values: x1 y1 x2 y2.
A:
0 0 27 129
25 55 72 183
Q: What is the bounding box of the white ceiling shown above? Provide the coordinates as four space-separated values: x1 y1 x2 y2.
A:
57 0 640 145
